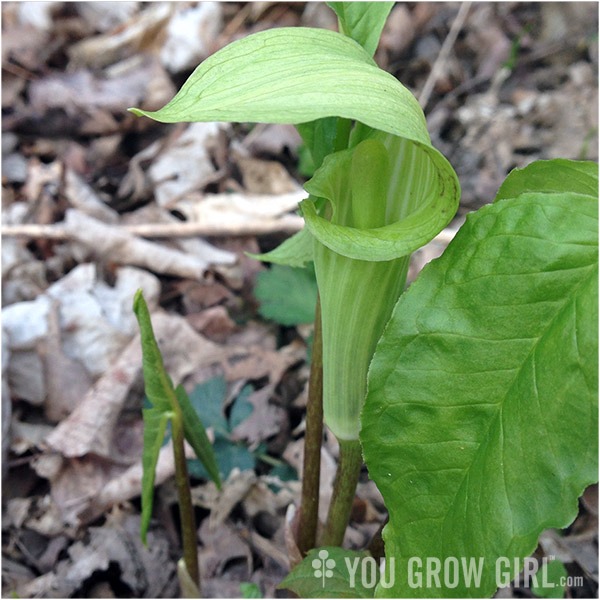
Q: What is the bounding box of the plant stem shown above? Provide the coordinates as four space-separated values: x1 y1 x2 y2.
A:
321 438 362 547
297 296 324 555
171 411 200 592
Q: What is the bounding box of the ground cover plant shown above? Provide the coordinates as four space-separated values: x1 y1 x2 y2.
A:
130 2 598 598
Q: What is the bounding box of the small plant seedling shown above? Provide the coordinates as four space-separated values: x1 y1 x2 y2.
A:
131 3 598 598
133 290 221 596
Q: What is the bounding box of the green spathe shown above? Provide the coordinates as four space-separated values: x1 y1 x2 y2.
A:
307 139 414 440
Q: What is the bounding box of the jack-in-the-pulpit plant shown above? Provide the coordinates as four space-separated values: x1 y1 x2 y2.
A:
132 3 597 598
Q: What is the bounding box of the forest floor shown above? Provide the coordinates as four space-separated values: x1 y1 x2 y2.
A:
2 2 598 598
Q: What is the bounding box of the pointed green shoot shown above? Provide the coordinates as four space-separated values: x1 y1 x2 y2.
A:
133 290 221 544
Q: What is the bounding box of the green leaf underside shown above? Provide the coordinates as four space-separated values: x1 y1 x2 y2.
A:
496 160 599 202
129 29 427 144
280 547 376 598
141 408 170 545
361 175 598 597
328 2 394 57
176 385 221 489
255 264 318 325
249 226 315 268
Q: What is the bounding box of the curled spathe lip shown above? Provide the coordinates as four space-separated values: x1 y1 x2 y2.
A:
301 134 459 263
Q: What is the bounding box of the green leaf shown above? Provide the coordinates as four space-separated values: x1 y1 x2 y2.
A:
187 377 229 438
496 159 598 202
188 438 256 481
175 384 221 490
133 290 177 412
531 560 567 599
129 28 429 146
255 264 318 325
248 226 314 269
361 164 598 597
140 408 170 545
185 378 257 480
228 385 254 430
280 547 376 598
133 290 180 543
328 2 394 56
240 583 262 598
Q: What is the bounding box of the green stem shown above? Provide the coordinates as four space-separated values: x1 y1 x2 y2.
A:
297 296 324 555
171 410 200 592
321 438 362 547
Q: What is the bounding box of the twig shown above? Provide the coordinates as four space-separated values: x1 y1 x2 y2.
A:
418 2 472 111
1 214 305 240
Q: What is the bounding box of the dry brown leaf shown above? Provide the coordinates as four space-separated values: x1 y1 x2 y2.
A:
40 302 93 423
173 189 305 229
78 440 194 526
149 122 227 208
18 514 175 599
62 209 214 278
235 155 300 195
230 384 287 445
68 3 173 69
187 306 238 343
283 503 303 570
64 169 119 223
199 518 252 580
223 339 305 384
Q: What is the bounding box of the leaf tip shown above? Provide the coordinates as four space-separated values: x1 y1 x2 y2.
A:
133 288 145 313
128 107 147 118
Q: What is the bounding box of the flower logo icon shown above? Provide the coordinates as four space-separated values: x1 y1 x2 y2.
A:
312 549 336 587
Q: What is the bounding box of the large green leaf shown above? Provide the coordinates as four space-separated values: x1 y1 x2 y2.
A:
128 28 456 204
280 547 376 598
361 162 598 597
129 28 427 144
496 159 598 202
328 2 394 57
